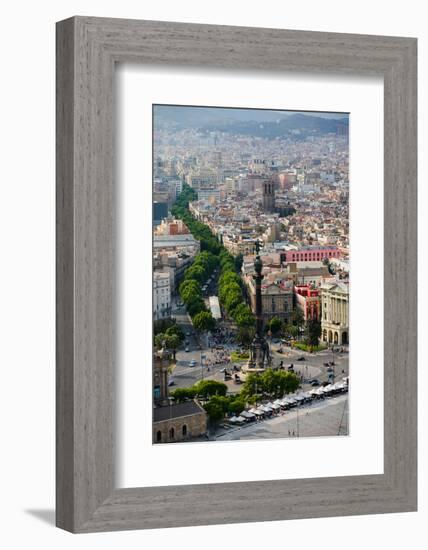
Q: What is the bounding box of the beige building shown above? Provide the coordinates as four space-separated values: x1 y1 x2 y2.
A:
246 274 294 323
153 401 208 444
320 281 349 345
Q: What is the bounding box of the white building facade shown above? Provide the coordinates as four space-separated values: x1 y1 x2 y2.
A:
153 272 171 321
320 281 349 345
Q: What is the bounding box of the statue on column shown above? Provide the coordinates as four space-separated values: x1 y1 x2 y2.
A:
246 239 271 371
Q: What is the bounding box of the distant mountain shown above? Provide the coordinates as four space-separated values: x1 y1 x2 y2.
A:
200 113 349 139
153 105 348 134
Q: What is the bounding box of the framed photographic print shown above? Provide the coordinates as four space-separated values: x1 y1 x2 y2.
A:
56 17 417 532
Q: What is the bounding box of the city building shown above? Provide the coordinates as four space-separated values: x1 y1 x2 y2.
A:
153 252 195 293
320 281 349 345
153 201 168 226
153 233 200 255
153 271 171 321
155 218 190 236
246 271 294 323
294 284 320 321
284 245 340 263
197 187 221 203
153 348 171 406
262 179 276 212
153 401 208 444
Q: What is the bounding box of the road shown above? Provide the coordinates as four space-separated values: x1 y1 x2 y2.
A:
169 280 349 393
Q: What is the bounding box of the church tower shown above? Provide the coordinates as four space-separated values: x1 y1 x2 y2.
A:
262 179 275 213
153 348 171 406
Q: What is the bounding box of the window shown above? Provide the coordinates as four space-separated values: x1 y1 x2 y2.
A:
156 430 162 442
169 427 175 439
182 425 187 436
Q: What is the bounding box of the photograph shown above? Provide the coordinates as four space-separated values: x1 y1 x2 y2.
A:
152 105 350 444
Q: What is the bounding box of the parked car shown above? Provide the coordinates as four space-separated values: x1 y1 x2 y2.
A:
168 380 175 387
327 367 334 373
185 346 189 352
189 360 197 367
297 356 305 361
311 380 320 387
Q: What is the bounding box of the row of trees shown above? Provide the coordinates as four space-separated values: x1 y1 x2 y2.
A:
170 368 300 424
170 379 227 402
242 369 300 399
217 249 255 344
179 251 218 331
171 185 221 255
172 184 254 340
171 185 322 348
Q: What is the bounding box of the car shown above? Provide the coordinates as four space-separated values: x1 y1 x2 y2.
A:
185 346 189 352
186 331 190 336
327 367 334 373
189 360 197 367
311 380 320 386
168 380 175 387
297 356 305 361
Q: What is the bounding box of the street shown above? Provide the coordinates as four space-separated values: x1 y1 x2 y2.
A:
169 297 349 395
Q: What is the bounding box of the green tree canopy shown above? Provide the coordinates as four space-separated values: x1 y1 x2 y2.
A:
186 296 207 317
233 303 255 328
305 319 321 346
203 401 224 425
192 311 216 332
154 332 181 351
170 387 196 402
165 323 184 342
179 279 201 301
268 316 283 335
242 369 299 399
193 379 227 398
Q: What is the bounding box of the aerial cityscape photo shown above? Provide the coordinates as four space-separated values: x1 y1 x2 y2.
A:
152 105 349 444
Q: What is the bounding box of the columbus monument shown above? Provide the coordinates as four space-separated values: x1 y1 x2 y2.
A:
244 240 271 373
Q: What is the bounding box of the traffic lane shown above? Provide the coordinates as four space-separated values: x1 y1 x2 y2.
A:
170 362 229 389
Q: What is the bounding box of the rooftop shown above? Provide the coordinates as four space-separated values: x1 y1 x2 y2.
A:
153 401 206 423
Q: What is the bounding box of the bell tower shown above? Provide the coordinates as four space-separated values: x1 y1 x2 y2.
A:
262 179 275 213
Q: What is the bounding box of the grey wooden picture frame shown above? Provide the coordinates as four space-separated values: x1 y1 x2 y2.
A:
56 16 417 533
